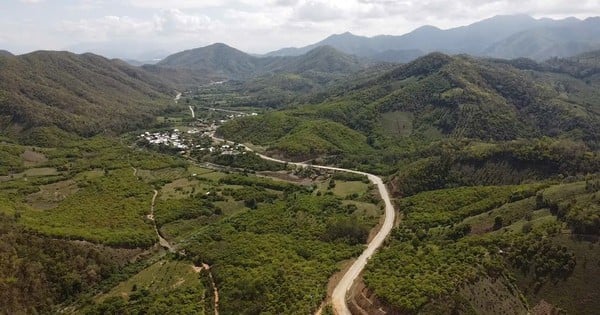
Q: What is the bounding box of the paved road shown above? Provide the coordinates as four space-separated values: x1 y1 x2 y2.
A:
211 135 396 314
198 106 247 115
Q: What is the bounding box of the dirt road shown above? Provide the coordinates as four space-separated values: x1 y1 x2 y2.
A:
211 134 395 314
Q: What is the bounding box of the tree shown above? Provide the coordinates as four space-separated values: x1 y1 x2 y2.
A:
493 216 503 230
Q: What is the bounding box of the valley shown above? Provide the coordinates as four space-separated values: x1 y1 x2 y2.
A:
1 12 600 315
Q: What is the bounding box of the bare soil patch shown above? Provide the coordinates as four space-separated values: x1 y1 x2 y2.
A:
21 149 47 166
26 179 78 210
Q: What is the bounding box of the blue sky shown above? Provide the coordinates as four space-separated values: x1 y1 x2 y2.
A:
2 0 599 59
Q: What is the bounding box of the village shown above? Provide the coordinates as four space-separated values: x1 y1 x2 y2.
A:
137 107 252 157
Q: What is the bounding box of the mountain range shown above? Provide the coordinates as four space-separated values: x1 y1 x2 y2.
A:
156 43 368 79
266 15 600 62
219 50 600 161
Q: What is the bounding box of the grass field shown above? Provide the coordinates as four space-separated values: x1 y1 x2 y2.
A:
0 167 59 182
160 178 212 200
98 260 203 302
342 200 380 217
317 179 371 198
189 165 228 181
332 181 370 197
25 179 79 210
21 149 48 167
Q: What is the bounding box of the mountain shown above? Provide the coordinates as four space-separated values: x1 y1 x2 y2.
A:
0 51 174 138
156 43 369 79
264 45 366 74
266 32 375 58
156 43 259 78
484 17 600 59
0 50 13 57
265 15 600 62
219 52 600 161
122 58 162 67
370 49 425 63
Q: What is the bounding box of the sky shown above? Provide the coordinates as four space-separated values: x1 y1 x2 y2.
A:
1 0 600 59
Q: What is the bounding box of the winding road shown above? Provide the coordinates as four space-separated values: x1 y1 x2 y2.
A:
211 134 396 315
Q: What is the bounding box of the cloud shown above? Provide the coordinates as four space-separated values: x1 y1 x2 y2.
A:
60 9 215 41
3 0 600 56
293 1 344 22
273 0 299 6
60 16 152 41
154 9 214 33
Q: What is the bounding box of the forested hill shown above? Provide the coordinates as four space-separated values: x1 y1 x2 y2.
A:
157 43 258 78
155 43 369 79
0 51 175 138
219 52 600 162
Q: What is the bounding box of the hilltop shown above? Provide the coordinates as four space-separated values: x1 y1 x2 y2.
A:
157 43 259 78
0 51 175 139
155 43 369 80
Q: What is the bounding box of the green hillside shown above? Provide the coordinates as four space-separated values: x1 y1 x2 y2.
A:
363 177 600 314
219 52 600 168
0 51 174 137
157 43 258 78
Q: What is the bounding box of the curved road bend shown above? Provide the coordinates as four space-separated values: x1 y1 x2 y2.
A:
211 135 396 315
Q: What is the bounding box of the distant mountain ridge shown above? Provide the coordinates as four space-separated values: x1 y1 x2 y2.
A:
156 43 369 79
265 15 600 62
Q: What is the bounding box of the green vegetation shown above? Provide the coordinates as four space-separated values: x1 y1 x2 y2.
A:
0 215 141 314
183 192 377 314
364 178 600 314
86 286 205 315
0 52 173 137
218 53 600 178
97 260 203 301
2 46 600 315
219 113 372 161
20 168 157 247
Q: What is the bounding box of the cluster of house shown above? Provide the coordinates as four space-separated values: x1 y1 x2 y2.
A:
139 130 189 150
199 143 247 155
138 129 248 156
226 113 258 119
139 106 259 156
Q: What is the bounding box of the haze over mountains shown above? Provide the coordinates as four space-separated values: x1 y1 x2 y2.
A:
123 14 600 81
266 15 600 62
3 14 600 69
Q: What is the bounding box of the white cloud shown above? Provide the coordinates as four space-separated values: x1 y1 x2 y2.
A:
60 9 215 41
2 0 600 55
154 9 214 33
293 1 345 21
